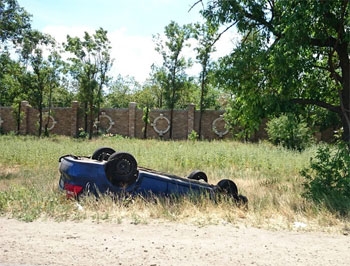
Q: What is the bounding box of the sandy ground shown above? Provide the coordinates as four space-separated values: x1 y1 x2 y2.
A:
1 217 350 266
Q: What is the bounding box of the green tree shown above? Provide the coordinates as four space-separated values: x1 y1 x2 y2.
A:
64 28 113 139
0 52 26 133
19 30 62 136
215 31 273 139
0 52 24 106
193 21 219 139
105 75 141 108
201 0 350 143
266 114 314 151
146 64 167 108
153 21 192 138
134 86 156 139
0 0 32 127
0 0 31 45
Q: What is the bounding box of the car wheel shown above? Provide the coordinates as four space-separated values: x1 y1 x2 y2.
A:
105 152 138 187
188 170 208 183
217 179 239 200
238 194 248 205
91 147 116 161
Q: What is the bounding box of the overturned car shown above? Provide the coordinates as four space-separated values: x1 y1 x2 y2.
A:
59 147 247 204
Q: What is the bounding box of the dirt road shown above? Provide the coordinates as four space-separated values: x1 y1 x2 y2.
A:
1 217 349 266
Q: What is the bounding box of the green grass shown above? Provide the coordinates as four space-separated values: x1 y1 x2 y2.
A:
0 135 348 232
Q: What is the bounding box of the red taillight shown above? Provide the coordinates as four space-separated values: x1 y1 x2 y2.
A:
64 183 83 198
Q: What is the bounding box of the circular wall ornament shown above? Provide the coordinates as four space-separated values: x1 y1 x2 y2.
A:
41 114 57 131
212 115 229 138
151 114 170 136
94 112 115 132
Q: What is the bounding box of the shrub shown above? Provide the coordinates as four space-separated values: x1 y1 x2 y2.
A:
266 114 313 151
301 142 350 216
77 128 88 139
188 130 199 141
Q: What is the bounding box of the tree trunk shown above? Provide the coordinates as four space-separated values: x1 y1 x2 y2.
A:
338 42 350 143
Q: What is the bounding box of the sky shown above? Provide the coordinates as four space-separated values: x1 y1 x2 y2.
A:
18 0 237 84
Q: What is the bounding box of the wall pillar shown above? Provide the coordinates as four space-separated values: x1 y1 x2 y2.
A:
187 103 195 137
71 101 79 137
128 102 137 138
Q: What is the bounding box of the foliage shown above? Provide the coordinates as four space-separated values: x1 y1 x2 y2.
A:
0 1 31 119
0 0 31 44
142 106 150 139
192 20 219 139
19 30 62 136
64 28 113 139
134 85 159 109
77 127 88 139
266 114 314 151
187 129 199 141
202 0 350 142
153 21 193 138
301 142 350 216
215 31 275 139
0 52 25 106
105 75 141 108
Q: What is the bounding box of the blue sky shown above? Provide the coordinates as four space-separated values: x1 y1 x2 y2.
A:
18 0 236 83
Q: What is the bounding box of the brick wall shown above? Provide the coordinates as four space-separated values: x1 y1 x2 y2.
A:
0 106 17 133
0 101 237 140
0 100 336 141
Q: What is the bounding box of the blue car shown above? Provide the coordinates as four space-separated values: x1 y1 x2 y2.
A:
59 147 247 204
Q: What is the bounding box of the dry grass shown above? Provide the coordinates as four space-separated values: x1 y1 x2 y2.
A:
0 135 348 232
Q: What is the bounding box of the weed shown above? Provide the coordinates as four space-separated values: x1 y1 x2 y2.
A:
0 135 347 232
302 142 350 216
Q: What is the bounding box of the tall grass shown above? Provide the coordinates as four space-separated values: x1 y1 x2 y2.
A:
0 135 347 232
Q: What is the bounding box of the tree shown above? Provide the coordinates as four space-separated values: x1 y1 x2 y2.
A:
19 30 61 136
134 85 158 139
193 21 219 139
0 52 24 106
146 64 167 108
105 75 141 108
0 0 32 131
64 28 113 139
215 31 273 139
200 0 350 143
0 52 27 133
0 0 31 45
153 21 192 139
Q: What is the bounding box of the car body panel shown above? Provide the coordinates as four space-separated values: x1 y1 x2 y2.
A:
58 155 217 198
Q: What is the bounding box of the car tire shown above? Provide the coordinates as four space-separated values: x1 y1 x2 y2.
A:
217 179 239 200
91 147 116 161
188 170 208 183
105 152 138 187
238 194 248 205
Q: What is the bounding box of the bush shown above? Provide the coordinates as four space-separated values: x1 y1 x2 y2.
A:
301 142 350 216
266 114 313 151
77 128 88 139
188 130 199 141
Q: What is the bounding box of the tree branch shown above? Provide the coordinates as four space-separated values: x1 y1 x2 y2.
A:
310 37 337 48
290 98 341 114
211 21 238 47
188 0 203 13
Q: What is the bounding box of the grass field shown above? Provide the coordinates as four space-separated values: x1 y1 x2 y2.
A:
0 135 348 232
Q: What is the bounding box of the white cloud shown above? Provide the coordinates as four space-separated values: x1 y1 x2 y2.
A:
42 25 162 83
20 0 241 84
40 24 239 84
108 28 162 83
43 25 93 44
